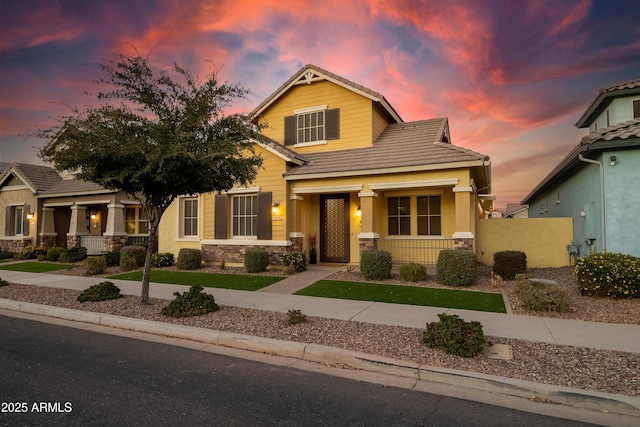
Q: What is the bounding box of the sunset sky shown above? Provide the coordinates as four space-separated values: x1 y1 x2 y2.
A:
1 0 639 208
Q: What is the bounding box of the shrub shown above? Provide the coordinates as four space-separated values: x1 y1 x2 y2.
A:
244 249 269 273
360 250 392 280
59 246 88 263
283 251 307 273
515 275 570 312
422 313 486 358
575 252 640 298
82 256 107 276
119 256 138 272
161 284 219 318
287 309 307 325
176 248 202 270
77 281 122 303
436 250 477 287
0 251 15 260
219 260 226 270
21 245 46 260
399 262 427 282
120 245 147 267
0 278 9 287
102 251 120 267
493 250 527 280
152 252 174 268
46 246 65 262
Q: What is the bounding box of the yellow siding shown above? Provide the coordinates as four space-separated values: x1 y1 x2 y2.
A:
372 103 390 142
258 81 378 152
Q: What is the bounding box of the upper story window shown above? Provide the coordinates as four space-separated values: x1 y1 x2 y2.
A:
284 106 340 146
634 100 640 119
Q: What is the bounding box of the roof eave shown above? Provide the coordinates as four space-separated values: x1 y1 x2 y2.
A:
575 87 640 128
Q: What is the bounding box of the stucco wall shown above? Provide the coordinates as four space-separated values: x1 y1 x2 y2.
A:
477 217 574 268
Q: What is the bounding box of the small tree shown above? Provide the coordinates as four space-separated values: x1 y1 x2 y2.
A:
38 52 263 303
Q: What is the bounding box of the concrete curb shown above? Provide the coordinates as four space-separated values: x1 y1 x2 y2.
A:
1 298 639 418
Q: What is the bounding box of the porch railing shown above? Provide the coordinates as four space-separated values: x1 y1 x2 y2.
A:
80 236 104 256
377 238 456 266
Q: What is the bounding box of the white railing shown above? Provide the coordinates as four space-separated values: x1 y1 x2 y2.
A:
80 236 104 256
377 238 455 265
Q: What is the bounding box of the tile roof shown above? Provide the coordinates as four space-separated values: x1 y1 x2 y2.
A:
250 64 403 123
0 163 62 193
38 178 110 196
575 77 640 128
283 118 489 178
522 118 640 204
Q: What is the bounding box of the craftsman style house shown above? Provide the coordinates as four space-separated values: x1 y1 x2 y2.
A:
158 64 492 266
522 77 640 257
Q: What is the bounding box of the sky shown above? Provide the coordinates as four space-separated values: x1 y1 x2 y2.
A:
1 0 639 208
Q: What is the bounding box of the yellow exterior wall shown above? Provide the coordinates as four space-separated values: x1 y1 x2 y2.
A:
476 217 574 268
257 81 378 152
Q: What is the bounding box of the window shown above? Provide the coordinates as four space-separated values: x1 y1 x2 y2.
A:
284 108 339 146
232 194 258 236
181 198 198 237
125 207 149 235
388 197 411 235
14 206 24 235
4 205 28 236
606 109 610 127
634 100 640 119
417 196 441 236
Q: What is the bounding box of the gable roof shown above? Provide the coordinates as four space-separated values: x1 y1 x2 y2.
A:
250 64 403 123
0 163 62 193
575 77 640 128
283 118 490 189
522 118 640 204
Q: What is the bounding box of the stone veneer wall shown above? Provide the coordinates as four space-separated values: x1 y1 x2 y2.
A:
104 235 128 253
358 237 378 253
454 238 474 251
202 243 291 265
40 235 58 249
0 238 33 252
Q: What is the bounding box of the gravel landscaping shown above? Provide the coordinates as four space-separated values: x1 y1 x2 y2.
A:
0 264 638 397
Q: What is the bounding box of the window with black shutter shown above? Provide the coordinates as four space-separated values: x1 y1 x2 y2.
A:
284 108 339 146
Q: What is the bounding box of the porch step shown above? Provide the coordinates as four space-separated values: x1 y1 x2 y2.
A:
257 266 341 294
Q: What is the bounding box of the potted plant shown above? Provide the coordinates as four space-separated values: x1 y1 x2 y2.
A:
308 233 317 264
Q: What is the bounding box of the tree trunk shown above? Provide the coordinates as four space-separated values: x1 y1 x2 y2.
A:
141 208 161 304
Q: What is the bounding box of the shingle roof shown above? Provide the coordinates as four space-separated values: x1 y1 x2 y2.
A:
283 118 489 178
0 163 62 193
522 118 640 204
575 77 640 128
250 64 403 123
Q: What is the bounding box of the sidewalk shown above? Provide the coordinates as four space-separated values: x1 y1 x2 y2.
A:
1 267 639 354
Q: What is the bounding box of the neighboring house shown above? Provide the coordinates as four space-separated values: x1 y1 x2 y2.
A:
505 203 528 218
0 162 149 255
159 64 492 266
522 78 640 257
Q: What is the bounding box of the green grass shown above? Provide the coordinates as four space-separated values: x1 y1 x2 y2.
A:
107 270 283 291
0 262 78 273
295 280 506 313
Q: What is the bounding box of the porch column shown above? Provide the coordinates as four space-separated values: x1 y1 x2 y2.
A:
453 186 474 251
288 195 304 252
357 191 379 253
39 207 57 248
104 203 128 252
67 204 87 248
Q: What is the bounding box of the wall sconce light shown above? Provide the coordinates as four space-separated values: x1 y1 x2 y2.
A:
609 155 617 166
580 211 586 217
26 211 34 220
355 205 361 217
90 213 97 220
272 202 280 214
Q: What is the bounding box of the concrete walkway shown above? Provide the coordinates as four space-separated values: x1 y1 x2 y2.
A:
1 266 639 354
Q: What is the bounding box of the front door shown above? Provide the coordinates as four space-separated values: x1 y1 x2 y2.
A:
320 193 350 263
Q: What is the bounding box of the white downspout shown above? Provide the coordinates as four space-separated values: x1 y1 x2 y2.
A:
578 154 606 251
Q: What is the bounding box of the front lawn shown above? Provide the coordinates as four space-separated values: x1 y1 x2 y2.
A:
0 262 78 273
107 270 283 291
295 280 506 313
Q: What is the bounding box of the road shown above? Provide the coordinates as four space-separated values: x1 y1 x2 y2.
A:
0 313 596 426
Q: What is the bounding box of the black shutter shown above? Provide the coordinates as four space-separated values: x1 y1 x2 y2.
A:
257 192 272 240
214 195 228 239
326 108 340 140
284 116 296 146
5 207 12 236
23 205 30 236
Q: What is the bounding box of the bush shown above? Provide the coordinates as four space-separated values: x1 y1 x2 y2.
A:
21 245 46 260
176 248 202 270
119 256 138 272
244 249 269 273
161 284 219 318
46 247 65 262
399 262 427 282
77 281 122 303
120 245 147 267
82 256 107 276
59 246 88 263
436 250 477 287
287 309 307 325
422 313 486 358
152 252 174 268
515 275 570 312
0 251 15 260
493 251 527 280
0 278 9 287
575 252 640 298
360 250 392 280
283 251 307 273
102 251 120 267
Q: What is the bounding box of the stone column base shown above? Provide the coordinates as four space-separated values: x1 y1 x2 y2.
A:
454 238 474 251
